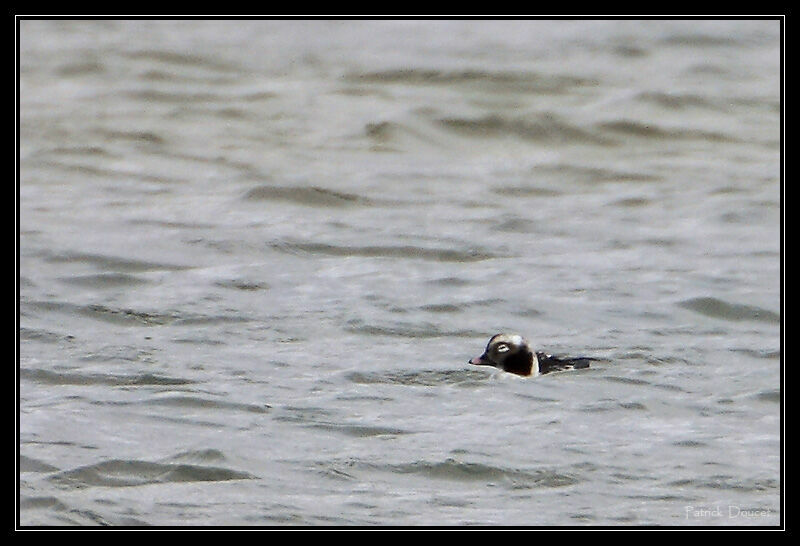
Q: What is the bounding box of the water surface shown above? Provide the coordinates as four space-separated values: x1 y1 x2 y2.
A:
19 19 781 526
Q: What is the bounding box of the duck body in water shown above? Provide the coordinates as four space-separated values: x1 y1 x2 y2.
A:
469 334 594 377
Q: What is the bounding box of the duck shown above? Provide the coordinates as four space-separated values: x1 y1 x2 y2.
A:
468 333 593 377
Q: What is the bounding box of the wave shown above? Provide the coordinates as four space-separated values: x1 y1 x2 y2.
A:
343 68 596 94
19 327 74 344
122 49 240 73
306 422 408 438
437 113 615 146
274 406 409 437
23 300 174 326
20 368 195 387
344 318 485 339
42 250 190 272
272 240 500 262
677 297 780 323
636 91 727 111
754 389 780 403
668 475 778 492
20 455 60 473
243 185 373 207
346 369 490 387
390 459 579 486
597 120 739 143
323 457 581 487
49 458 254 488
660 33 750 48
97 394 271 413
363 120 446 151
531 163 663 183
22 299 249 327
60 273 150 288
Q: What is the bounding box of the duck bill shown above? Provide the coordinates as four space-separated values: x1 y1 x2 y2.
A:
469 353 491 366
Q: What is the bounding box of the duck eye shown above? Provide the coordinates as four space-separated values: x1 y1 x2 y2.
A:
496 343 509 353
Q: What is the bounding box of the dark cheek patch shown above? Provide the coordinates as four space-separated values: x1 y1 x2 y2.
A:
499 350 533 376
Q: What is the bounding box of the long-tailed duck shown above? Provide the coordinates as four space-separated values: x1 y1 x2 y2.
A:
469 334 593 377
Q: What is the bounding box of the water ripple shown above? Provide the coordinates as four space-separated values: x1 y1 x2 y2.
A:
343 68 596 93
20 368 195 387
678 297 780 323
346 369 490 387
243 185 375 207
437 113 615 146
327 458 581 487
49 458 254 488
344 318 484 339
60 273 150 288
598 120 739 143
43 250 190 272
273 240 500 262
96 395 271 413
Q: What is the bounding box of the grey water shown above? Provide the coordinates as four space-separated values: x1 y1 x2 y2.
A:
18 19 781 526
